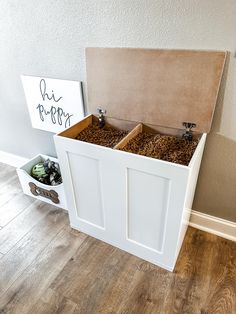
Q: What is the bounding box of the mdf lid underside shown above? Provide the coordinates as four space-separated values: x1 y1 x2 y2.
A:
86 48 226 133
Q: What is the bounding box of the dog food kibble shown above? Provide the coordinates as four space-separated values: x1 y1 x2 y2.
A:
76 123 128 148
120 132 198 166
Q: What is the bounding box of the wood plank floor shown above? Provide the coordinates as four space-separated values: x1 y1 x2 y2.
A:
0 162 235 314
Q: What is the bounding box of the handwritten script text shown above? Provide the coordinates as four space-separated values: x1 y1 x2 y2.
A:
36 79 73 128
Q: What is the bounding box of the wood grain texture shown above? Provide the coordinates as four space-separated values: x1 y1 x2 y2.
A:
59 114 93 139
86 48 226 133
31 288 77 314
0 193 34 227
114 123 143 149
0 208 68 295
0 163 235 314
203 237 236 314
0 201 51 254
163 228 216 314
0 163 16 188
0 227 87 314
50 238 138 311
0 175 22 208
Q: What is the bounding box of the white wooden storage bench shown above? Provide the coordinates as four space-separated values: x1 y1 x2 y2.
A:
54 48 226 271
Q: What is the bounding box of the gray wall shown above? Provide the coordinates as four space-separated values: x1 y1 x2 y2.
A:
0 1 235 222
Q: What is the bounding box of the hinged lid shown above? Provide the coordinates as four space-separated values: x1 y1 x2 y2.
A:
86 48 226 133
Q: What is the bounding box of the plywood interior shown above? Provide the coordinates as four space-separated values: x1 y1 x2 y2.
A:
86 48 226 133
58 115 93 139
58 115 139 139
58 114 201 141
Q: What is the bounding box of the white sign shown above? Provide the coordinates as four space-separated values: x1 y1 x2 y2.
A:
21 75 84 133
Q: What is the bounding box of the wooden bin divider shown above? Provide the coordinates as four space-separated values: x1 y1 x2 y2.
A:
114 123 143 150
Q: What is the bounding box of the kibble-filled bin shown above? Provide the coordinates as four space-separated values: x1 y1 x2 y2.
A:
116 123 200 166
54 48 226 271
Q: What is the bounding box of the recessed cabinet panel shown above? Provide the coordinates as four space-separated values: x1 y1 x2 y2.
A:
127 168 170 252
67 152 105 228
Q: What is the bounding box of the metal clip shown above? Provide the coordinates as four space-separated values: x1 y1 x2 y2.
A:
97 107 106 129
182 122 196 141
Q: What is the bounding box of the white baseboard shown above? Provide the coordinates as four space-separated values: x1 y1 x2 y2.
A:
190 210 236 242
0 150 29 168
